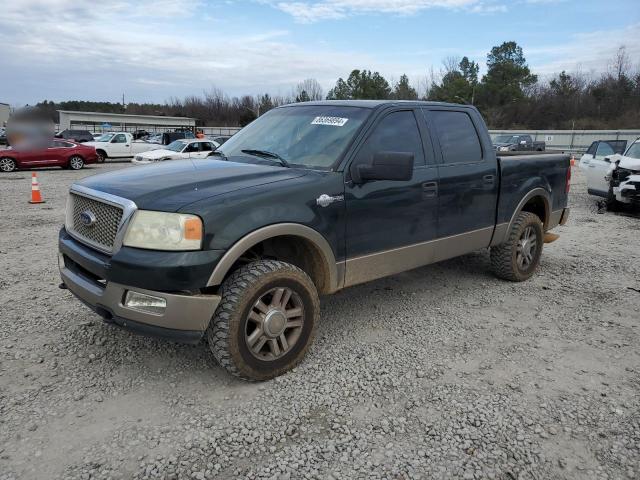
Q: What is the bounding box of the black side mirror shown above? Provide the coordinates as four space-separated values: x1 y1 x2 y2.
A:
353 151 414 184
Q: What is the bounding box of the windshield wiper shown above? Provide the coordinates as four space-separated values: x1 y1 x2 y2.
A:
241 149 290 168
208 150 227 160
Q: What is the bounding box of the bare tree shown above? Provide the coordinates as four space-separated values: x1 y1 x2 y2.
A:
295 78 324 101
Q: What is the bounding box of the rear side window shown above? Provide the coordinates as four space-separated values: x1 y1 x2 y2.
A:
355 110 425 167
586 142 597 155
429 110 482 164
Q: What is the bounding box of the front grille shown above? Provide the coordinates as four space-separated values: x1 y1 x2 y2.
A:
69 193 124 253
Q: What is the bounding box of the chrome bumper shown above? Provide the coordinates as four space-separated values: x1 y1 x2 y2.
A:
59 253 220 343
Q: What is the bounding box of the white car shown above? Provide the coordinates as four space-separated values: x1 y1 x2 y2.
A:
131 139 220 164
580 138 640 205
578 140 627 196
85 132 157 162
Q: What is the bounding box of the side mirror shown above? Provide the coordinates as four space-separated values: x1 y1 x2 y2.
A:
353 151 414 184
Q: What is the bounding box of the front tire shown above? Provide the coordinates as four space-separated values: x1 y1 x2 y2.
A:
207 260 319 381
490 212 543 282
96 150 106 163
0 157 17 172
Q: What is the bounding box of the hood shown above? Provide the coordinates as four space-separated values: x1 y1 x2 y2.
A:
75 159 307 211
136 149 176 160
83 141 106 148
618 155 640 171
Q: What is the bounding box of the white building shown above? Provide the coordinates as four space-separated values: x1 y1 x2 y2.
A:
0 103 10 126
57 110 196 132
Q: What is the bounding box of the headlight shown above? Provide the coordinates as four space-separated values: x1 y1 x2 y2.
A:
123 210 203 251
499 147 510 152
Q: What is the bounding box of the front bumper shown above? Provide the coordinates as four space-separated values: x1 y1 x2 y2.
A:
59 250 220 344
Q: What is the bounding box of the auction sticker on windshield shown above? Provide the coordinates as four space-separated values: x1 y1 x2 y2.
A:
311 116 349 127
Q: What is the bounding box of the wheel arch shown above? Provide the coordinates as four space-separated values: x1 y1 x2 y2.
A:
509 188 551 231
207 223 340 295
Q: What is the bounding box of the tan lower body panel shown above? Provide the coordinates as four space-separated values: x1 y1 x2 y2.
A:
344 226 494 287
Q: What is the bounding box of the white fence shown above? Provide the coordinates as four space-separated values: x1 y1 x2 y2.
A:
489 129 640 154
59 124 242 136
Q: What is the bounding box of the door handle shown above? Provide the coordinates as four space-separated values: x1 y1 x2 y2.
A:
422 181 438 197
483 174 495 186
588 165 596 168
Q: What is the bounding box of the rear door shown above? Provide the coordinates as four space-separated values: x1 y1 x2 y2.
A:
421 107 497 255
343 108 439 285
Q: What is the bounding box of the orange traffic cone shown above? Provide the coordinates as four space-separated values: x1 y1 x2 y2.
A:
29 172 45 204
570 155 576 167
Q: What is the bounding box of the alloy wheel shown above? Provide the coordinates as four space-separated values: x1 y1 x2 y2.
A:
245 287 304 361
0 158 16 172
516 226 537 270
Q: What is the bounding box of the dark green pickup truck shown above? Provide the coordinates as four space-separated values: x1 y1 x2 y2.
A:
59 100 570 380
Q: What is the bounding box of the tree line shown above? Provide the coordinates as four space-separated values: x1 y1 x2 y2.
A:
34 42 639 129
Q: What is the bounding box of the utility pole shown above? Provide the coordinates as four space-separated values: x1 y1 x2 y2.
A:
122 93 126 111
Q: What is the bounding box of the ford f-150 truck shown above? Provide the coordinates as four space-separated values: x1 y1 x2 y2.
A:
58 100 571 380
493 134 545 152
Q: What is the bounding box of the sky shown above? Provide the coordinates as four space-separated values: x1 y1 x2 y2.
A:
1 0 639 106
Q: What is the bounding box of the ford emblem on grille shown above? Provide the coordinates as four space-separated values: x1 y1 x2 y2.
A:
80 210 97 227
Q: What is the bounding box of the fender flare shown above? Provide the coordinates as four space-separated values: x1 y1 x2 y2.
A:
508 187 551 232
207 223 339 292
493 188 551 246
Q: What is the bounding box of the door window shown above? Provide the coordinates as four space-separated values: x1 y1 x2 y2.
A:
354 110 425 167
586 142 597 156
184 143 200 153
112 134 127 144
430 110 482 164
595 141 615 157
200 142 214 152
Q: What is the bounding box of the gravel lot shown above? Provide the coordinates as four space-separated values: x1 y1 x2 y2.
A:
0 163 638 480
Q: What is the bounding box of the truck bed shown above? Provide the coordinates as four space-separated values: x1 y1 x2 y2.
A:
496 153 571 228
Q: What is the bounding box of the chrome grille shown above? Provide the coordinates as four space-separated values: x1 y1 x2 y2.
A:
69 193 124 253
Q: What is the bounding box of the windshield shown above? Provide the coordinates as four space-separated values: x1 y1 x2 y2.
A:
166 140 187 152
625 141 640 159
95 133 115 142
217 105 370 169
494 135 517 143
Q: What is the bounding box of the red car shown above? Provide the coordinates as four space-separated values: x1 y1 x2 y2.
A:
0 140 98 172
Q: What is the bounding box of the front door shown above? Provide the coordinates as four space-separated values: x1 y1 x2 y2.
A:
421 107 498 258
110 134 130 157
344 109 439 286
583 141 616 195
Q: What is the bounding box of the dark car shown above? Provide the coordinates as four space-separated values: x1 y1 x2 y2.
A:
161 131 195 145
210 135 232 145
0 140 98 172
55 129 95 143
494 134 545 152
0 130 7 145
59 100 570 380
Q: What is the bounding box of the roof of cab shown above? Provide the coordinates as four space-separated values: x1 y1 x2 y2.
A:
281 99 473 109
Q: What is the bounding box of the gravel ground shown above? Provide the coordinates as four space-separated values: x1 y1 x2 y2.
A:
0 164 638 480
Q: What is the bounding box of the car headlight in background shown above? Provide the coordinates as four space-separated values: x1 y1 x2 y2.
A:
123 210 203 251
499 147 510 152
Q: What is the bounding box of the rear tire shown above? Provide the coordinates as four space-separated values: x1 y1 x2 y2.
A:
68 156 84 170
207 260 319 381
491 212 543 282
0 157 16 172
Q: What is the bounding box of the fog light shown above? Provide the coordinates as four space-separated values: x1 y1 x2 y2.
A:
124 291 167 315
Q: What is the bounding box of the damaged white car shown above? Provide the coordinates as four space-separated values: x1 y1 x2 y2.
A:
581 138 640 207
